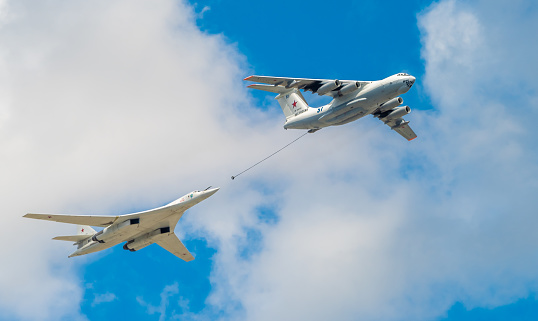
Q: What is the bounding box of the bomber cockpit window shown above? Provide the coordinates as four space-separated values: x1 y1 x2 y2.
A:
397 73 410 76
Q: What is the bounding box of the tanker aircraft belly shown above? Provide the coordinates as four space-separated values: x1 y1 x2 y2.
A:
24 187 219 261
244 73 418 140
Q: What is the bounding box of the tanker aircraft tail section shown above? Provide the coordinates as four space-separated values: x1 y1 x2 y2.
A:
275 89 309 119
24 187 219 262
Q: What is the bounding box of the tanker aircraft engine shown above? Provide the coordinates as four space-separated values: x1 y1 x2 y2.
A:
23 187 220 262
244 72 418 141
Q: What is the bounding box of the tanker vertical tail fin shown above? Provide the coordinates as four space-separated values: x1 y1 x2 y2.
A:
246 84 310 119
275 89 309 119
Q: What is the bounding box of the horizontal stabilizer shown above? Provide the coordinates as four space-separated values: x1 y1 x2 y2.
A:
53 235 90 242
247 84 294 94
24 213 118 227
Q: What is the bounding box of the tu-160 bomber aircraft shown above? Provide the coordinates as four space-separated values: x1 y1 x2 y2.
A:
24 187 219 261
244 73 418 140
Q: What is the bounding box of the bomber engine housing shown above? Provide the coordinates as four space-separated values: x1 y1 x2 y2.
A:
92 218 140 243
123 227 171 252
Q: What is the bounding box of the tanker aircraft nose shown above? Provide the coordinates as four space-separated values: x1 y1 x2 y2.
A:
397 74 415 93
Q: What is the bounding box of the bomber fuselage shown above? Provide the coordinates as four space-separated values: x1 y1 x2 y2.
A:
68 188 218 257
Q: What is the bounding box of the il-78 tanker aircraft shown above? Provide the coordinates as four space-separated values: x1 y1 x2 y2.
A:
24 187 219 261
244 73 418 140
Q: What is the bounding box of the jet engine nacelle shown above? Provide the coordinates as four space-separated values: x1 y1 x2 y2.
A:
92 218 140 243
383 106 411 120
339 81 360 96
378 97 403 113
316 80 341 95
122 238 152 252
122 227 170 252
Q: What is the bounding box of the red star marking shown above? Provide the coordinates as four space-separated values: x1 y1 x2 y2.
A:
81 228 84 232
48 216 51 218
292 100 297 107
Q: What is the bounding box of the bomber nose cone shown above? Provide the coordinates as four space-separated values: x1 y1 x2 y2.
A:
205 187 220 197
409 76 416 85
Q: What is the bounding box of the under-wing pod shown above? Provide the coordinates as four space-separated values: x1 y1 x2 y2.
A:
92 218 140 243
378 97 403 113
123 227 170 252
316 80 341 96
339 81 361 96
381 106 411 121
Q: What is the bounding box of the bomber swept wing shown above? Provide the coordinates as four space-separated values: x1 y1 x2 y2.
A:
244 75 371 97
155 233 195 261
23 213 118 227
24 199 190 230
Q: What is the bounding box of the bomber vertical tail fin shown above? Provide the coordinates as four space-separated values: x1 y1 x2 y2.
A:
77 225 96 236
52 225 96 242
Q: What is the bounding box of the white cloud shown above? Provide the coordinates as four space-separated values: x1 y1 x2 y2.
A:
2 0 538 321
191 1 538 321
0 0 280 320
91 292 117 307
137 283 179 321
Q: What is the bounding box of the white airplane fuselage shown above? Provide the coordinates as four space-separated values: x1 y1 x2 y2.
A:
68 188 218 257
283 74 415 130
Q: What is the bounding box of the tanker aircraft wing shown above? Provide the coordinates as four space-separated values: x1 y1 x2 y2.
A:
24 187 219 261
381 117 417 141
244 75 371 97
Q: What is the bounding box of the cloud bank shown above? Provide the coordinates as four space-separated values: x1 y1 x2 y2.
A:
1 0 537 321
0 0 277 319
197 1 538 321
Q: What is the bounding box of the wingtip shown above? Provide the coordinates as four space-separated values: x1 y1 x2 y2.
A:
408 136 417 141
243 75 254 81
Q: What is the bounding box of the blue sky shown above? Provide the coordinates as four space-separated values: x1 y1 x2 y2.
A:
193 0 431 107
1 0 538 320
